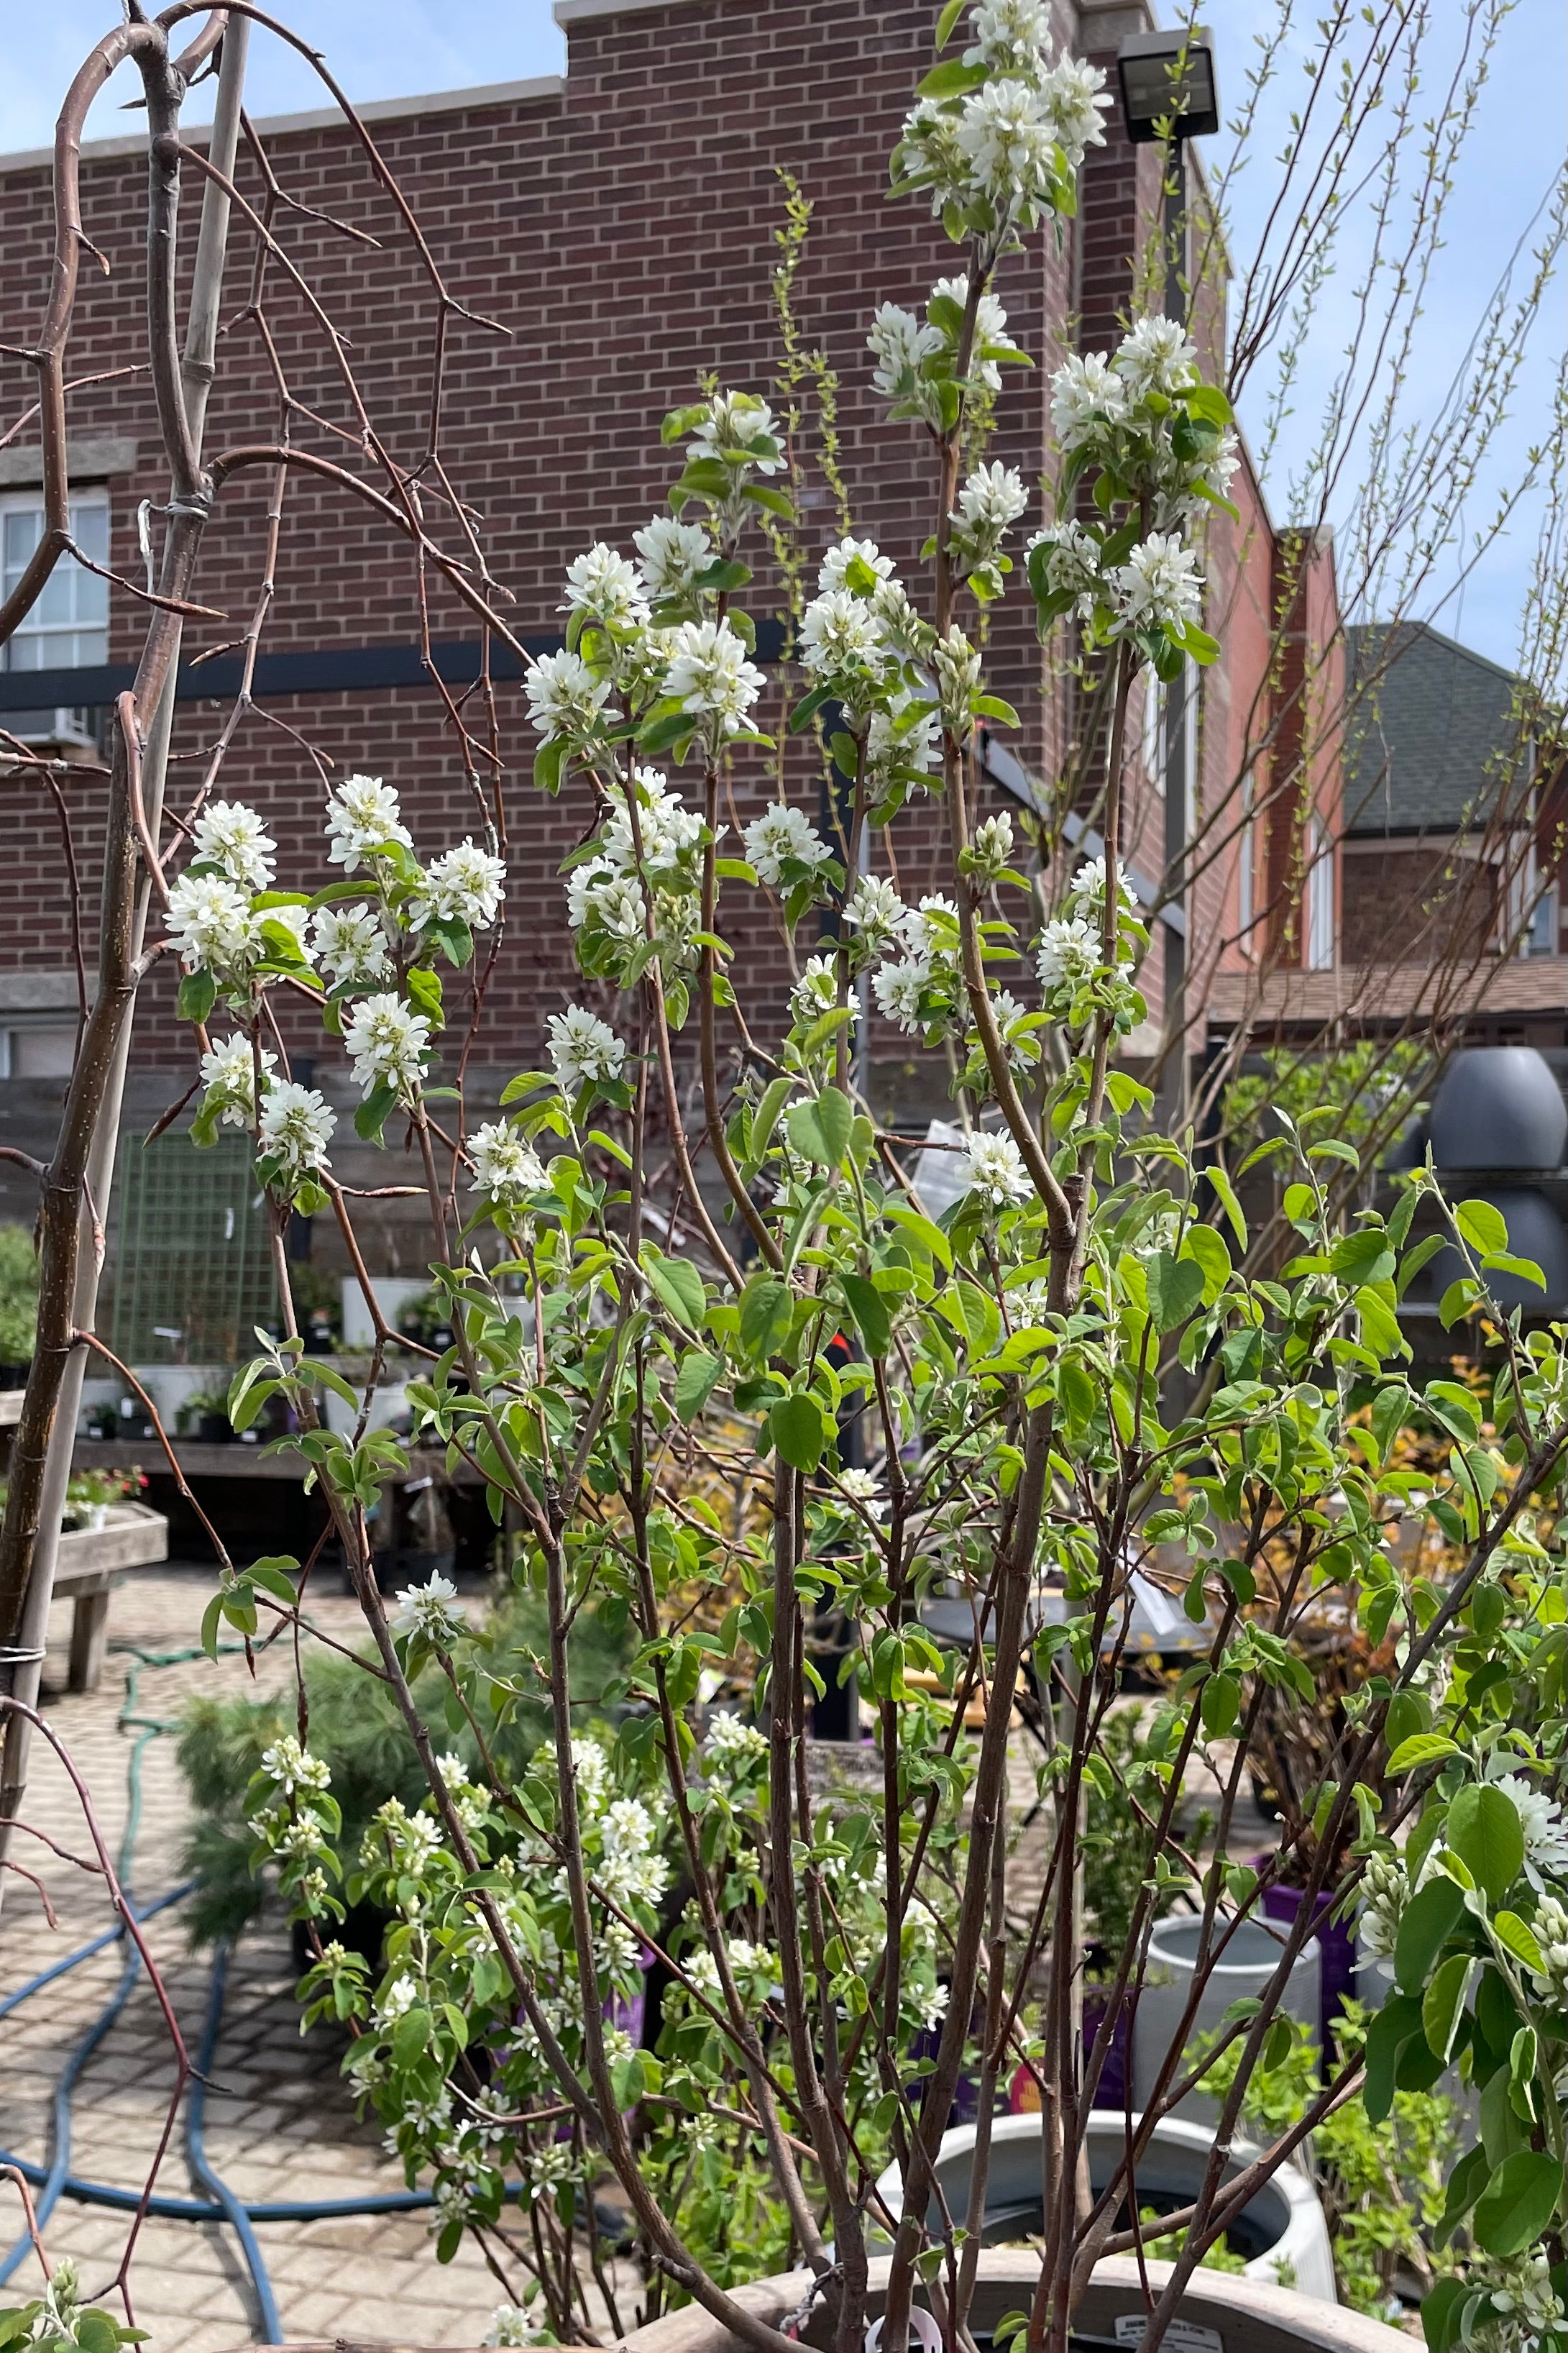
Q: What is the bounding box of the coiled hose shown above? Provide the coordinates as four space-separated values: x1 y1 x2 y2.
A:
0 1642 462 2339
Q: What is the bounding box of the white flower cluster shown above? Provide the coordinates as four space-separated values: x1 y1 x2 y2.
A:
409 838 506 933
525 648 612 748
312 901 391 990
468 1121 547 1208
546 1003 627 1095
934 626 983 741
485 2306 539 2349
259 1735 331 1796
325 773 414 872
871 894 963 1036
967 813 1015 886
196 1033 335 1192
964 1128 1032 1212
1528 1891 1568 2001
635 513 712 602
391 1571 466 1648
662 617 766 741
789 954 843 1032
1047 319 1239 535
702 1711 769 1773
193 799 275 890
567 767 707 984
342 993 431 1102
1034 856 1142 1024
1114 531 1204 634
561 542 651 631
1027 517 1104 620
1357 1850 1407 1961
1489 1771 1568 1893
894 6 1109 230
198 1033 273 1128
745 801 833 890
868 275 1024 431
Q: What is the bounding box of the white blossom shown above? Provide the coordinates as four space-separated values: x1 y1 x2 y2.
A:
341 992 432 1099
1069 854 1137 913
1357 1850 1407 1960
260 1735 331 1796
601 767 704 879
485 2306 537 2349
703 1711 768 1770
1488 1773 1568 1894
1529 1892 1568 1999
955 78 1056 211
561 542 651 629
867 699 940 784
1050 352 1128 449
896 99 971 216
324 774 413 872
376 1972 420 2025
964 1128 1032 1211
798 587 893 687
408 839 505 934
546 1004 627 1093
844 874 905 945
257 1081 336 1180
1039 54 1111 170
661 618 766 737
867 302 944 410
790 954 842 1029
957 460 1029 536
838 1466 884 1506
524 648 611 745
1114 315 1199 402
931 275 1017 388
1036 913 1101 995
689 390 782 472
934 626 982 737
468 1121 546 1204
1029 518 1104 616
199 1034 274 1124
963 0 1053 77
602 1796 659 1860
744 802 833 887
391 1571 465 1648
166 872 259 977
634 513 713 600
571 1736 612 1817
193 800 275 890
818 536 896 595
968 812 1015 882
312 902 392 990
871 955 930 1033
1114 533 1204 632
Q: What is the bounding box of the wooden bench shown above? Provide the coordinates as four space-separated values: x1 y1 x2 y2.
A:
51 1504 170 1692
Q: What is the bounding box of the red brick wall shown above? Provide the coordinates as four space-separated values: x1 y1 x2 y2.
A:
1 0 1297 1106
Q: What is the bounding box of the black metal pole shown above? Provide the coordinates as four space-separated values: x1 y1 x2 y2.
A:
1161 138 1191 1135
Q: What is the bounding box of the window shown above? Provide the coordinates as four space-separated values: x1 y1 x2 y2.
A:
1306 813 1335 971
0 1020 78 1078
0 490 109 742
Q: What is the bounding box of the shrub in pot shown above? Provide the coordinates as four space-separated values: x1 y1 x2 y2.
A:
88 5 1568 2347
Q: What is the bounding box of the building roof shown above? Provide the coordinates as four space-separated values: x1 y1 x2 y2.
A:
1344 619 1533 839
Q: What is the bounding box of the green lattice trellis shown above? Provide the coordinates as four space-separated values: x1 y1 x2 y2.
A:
106 1129 276 1366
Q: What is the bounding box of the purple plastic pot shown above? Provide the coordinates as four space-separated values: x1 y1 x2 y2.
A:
1081 1983 1130 2111
1253 1865 1355 2045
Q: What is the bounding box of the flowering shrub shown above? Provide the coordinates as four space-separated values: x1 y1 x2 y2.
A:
148 2 1568 2348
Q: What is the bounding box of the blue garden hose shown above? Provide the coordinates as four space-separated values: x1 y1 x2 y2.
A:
0 1640 463 2337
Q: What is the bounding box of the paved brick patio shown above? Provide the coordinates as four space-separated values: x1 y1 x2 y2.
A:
2 1567 531 2352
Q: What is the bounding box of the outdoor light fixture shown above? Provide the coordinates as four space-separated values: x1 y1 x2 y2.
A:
1115 28 1219 145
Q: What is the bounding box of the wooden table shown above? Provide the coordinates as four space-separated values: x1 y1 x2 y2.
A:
52 1502 170 1690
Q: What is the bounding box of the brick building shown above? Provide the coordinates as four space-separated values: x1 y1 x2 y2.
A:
0 0 1342 1306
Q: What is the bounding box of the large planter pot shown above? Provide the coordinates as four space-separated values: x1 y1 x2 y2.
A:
872 2111 1335 2303
1134 1913 1319 2122
617 2250 1411 2353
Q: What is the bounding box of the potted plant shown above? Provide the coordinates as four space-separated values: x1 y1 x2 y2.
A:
177 1386 234 1444
93 6 1567 2346
62 1468 143 1532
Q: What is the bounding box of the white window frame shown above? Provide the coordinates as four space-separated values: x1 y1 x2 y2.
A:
0 487 110 744
1306 813 1335 971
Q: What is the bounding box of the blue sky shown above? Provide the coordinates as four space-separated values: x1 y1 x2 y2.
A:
4 2 1562 672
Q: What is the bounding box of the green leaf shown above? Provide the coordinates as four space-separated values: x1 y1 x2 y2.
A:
178 969 216 1023
1200 1672 1239 1737
1455 1197 1509 1256
640 1250 707 1333
1446 1783 1523 1903
786 1086 853 1166
934 0 965 47
200 1591 225 1660
743 1075 794 1175
916 57 988 96
1387 1732 1459 1773
392 2004 431 2068
404 964 446 1031
1330 1225 1396 1287
1472 2148 1563 2257
355 1079 399 1143
1363 1992 1423 2124
740 1276 792 1361
674 1351 724 1425
770 1390 827 1472
1145 1251 1204 1332
1492 1910 1546 1977
1395 1875 1466 1996
840 1274 891 1358
1203 1166 1247 1251
1420 2277 1465 2353
1422 1952 1474 2060
1181 1223 1231 1305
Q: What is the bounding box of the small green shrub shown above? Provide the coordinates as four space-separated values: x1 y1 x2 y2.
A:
0 1222 39 1364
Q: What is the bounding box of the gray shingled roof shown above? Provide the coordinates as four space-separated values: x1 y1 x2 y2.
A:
1344 621 1533 839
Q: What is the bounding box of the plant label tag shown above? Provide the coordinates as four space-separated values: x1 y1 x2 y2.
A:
1112 2321 1221 2353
